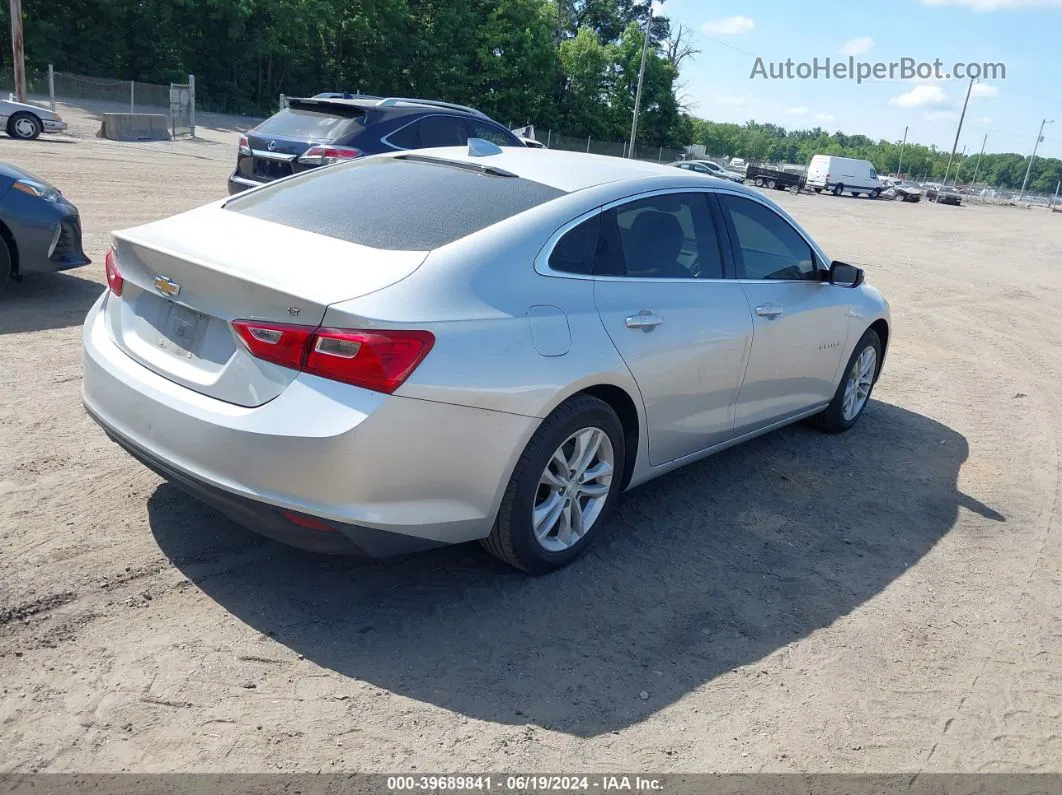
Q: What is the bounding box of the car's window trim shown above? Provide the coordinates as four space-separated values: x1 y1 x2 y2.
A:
534 186 830 283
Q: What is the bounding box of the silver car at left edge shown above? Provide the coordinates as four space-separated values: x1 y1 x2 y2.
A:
82 144 891 573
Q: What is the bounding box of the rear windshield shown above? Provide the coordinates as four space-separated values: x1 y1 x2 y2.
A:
224 157 565 250
254 106 364 142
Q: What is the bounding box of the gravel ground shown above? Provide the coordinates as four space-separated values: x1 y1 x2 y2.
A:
0 102 1060 774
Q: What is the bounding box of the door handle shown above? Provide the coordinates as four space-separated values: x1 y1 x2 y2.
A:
625 311 663 329
754 303 784 318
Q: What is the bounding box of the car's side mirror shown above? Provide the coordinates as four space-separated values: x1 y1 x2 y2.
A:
829 261 864 288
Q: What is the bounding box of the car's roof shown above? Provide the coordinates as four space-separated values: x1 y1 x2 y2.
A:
384 147 757 195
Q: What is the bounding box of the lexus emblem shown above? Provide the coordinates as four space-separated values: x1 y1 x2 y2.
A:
153 275 181 298
267 140 277 151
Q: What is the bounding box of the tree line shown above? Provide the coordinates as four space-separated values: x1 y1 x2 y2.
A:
691 119 1062 194
6 0 1057 190
8 0 690 149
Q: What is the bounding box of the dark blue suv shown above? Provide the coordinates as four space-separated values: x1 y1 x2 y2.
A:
228 96 524 194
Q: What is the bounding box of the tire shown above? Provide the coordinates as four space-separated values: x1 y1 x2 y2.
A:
813 188 822 194
833 183 845 196
7 112 42 141
753 177 764 187
894 193 905 201
482 394 626 574
810 329 882 433
766 179 776 189
870 189 880 200
789 185 800 195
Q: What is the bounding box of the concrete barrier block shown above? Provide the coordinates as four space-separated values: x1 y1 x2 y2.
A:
97 113 171 142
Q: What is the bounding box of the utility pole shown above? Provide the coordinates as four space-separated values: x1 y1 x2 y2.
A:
971 132 987 187
897 125 908 177
628 1 653 158
1019 117 1052 201
955 145 967 183
943 76 975 186
9 0 26 102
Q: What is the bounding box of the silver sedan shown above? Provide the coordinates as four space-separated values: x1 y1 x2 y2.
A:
82 144 890 573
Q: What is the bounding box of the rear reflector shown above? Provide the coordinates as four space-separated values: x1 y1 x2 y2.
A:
230 320 434 394
297 145 363 166
281 510 337 533
105 249 123 296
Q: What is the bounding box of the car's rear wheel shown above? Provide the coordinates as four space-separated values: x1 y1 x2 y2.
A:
810 329 882 433
482 395 625 573
8 112 42 141
789 185 800 195
870 189 880 199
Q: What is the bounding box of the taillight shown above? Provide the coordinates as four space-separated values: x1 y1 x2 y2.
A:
231 320 314 370
104 249 123 296
230 321 434 394
238 135 251 156
297 145 363 166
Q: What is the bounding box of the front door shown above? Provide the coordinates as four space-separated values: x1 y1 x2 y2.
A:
715 193 851 433
591 191 754 465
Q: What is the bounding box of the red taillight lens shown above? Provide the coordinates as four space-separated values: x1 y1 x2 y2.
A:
230 321 434 394
231 320 314 369
238 134 251 156
305 329 434 394
105 249 123 296
297 145 363 166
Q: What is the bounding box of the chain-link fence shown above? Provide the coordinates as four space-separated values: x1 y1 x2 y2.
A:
0 66 196 138
538 130 683 163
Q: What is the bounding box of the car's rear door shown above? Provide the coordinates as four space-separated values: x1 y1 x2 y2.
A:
715 192 851 433
589 190 754 465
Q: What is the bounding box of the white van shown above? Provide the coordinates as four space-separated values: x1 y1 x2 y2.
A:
806 155 883 198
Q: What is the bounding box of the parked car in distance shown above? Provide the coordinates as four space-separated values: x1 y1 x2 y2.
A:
927 185 962 206
518 136 547 149
228 95 524 194
746 164 804 194
0 162 89 295
805 155 884 198
728 157 748 172
84 145 890 573
0 97 67 140
882 181 922 203
670 159 744 183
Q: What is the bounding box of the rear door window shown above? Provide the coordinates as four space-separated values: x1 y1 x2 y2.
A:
416 116 469 147
225 157 565 250
467 121 519 146
254 107 364 142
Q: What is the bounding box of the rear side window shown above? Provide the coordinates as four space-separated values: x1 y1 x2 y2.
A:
549 215 599 275
255 107 364 142
225 157 565 250
467 121 519 147
417 116 468 147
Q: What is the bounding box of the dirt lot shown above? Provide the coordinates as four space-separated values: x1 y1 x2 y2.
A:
1 103 1061 774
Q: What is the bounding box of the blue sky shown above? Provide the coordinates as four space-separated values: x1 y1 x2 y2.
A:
662 0 1062 159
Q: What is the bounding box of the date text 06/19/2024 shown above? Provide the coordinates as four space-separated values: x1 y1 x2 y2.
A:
386 775 665 792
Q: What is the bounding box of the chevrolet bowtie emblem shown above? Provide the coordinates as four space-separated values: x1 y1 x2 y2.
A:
153 275 181 297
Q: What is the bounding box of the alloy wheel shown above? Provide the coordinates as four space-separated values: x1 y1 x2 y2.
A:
842 345 877 421
532 427 614 552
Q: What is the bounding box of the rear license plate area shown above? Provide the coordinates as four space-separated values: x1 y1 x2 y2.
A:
253 158 292 180
157 303 205 358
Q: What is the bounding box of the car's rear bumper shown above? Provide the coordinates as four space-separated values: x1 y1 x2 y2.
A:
227 172 266 195
81 293 537 554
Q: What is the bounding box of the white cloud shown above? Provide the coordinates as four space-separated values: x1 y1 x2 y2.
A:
925 110 959 121
716 96 747 106
840 36 875 56
816 113 837 122
702 15 755 35
891 85 951 108
971 82 998 97
975 115 994 124
924 0 1062 10
785 107 808 116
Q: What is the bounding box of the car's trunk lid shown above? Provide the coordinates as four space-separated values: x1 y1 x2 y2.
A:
104 204 427 407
